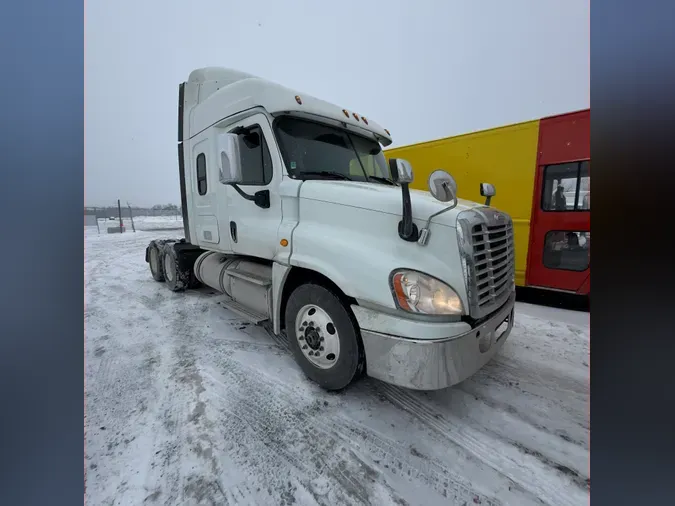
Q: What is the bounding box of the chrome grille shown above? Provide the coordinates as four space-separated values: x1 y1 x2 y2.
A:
457 209 515 319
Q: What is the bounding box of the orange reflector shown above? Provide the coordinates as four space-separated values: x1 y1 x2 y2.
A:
352 113 360 121
295 95 302 105
280 239 289 247
342 109 350 118
391 273 412 311
362 117 368 125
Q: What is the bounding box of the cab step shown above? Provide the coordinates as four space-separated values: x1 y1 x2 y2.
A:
217 295 269 324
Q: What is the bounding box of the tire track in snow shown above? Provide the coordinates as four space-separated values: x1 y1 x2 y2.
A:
214 332 488 505
374 382 588 506
455 382 590 471
91 268 225 504
141 332 228 504
201 358 501 506
162 303 230 505
465 356 589 447
204 367 385 505
457 380 588 450
486 355 588 402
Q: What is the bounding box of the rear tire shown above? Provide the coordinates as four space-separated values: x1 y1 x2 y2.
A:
285 283 365 391
148 243 165 282
162 243 189 292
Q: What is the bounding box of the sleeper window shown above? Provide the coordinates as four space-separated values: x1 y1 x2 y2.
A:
196 153 207 195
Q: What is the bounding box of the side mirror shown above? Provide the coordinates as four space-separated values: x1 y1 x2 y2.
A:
428 170 457 202
218 132 270 209
218 133 243 184
389 158 414 184
479 183 496 206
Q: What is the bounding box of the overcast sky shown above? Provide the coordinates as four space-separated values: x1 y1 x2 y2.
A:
85 0 589 207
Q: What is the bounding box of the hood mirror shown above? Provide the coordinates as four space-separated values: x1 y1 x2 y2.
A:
479 182 496 206
418 169 459 247
428 170 457 202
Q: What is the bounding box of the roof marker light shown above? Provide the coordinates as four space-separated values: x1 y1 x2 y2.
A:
352 113 360 121
342 109 350 118
362 117 368 125
295 95 302 105
385 129 391 135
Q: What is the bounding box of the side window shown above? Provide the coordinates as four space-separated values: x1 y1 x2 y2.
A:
541 161 590 211
196 153 207 196
578 162 590 210
543 231 590 271
237 126 273 186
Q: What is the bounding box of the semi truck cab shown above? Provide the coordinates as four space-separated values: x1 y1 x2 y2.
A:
145 67 516 391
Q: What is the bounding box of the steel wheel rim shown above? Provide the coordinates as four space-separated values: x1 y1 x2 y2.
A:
294 304 340 369
149 248 159 274
164 253 175 282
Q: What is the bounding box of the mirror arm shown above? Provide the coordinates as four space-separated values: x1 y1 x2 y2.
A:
229 183 270 209
230 183 255 202
418 194 458 246
398 183 419 242
485 195 492 206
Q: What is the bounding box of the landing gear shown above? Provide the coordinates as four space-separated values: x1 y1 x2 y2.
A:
285 283 365 391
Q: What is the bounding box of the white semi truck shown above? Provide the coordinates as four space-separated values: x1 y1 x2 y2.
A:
146 67 516 391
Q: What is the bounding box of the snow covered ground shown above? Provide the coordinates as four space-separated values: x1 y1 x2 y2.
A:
85 218 590 506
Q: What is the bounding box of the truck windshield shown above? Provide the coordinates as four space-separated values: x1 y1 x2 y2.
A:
273 116 393 184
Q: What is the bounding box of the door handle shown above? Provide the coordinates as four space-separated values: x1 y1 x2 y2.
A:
230 221 238 243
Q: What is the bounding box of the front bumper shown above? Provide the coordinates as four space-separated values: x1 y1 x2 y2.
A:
360 291 515 390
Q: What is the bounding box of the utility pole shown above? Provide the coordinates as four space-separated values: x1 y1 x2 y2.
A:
117 199 124 232
127 202 136 232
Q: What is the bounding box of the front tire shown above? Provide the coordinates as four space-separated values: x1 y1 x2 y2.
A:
285 283 365 391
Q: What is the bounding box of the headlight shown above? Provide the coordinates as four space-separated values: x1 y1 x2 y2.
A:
390 270 464 315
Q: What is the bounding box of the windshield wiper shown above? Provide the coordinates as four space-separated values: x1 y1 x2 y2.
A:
298 171 353 181
367 175 396 185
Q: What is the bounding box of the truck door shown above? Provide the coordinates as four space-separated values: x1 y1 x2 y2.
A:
225 113 282 260
526 110 590 294
189 131 230 251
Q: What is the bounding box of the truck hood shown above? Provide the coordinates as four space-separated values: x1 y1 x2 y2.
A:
298 180 485 226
